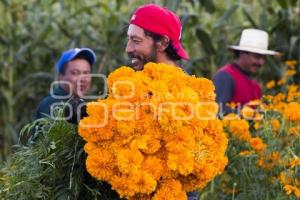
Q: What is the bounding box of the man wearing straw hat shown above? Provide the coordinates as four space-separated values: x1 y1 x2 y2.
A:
213 28 278 116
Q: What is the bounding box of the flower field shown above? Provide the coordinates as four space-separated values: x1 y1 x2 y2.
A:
199 60 300 200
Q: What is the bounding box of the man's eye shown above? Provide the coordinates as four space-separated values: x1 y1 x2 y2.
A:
71 71 80 75
133 40 141 44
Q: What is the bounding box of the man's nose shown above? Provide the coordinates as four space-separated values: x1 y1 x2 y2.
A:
125 40 133 53
79 74 91 82
258 57 265 65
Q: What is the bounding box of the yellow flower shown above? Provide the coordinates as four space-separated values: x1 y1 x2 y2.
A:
277 79 286 86
266 80 276 89
280 172 292 185
270 119 281 132
241 106 255 119
225 119 252 141
287 84 300 102
285 60 297 68
286 69 297 76
264 95 274 101
290 157 300 168
253 122 261 130
288 126 300 136
238 150 255 156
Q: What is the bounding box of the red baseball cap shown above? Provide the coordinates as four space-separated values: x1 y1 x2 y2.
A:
130 4 189 60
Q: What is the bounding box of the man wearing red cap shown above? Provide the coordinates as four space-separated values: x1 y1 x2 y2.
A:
126 3 198 200
126 3 189 71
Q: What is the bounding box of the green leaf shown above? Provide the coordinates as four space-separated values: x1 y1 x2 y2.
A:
276 0 289 9
200 0 215 13
214 4 238 28
243 9 258 28
196 27 216 54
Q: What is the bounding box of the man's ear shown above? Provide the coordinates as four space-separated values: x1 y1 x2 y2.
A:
156 36 170 52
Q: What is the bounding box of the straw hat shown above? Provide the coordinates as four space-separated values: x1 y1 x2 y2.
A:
229 28 278 55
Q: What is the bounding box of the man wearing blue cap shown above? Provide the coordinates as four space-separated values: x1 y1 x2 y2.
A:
35 48 96 123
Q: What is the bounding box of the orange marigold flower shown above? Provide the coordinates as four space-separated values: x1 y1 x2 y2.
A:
283 184 300 198
85 148 114 180
258 151 281 170
131 170 157 195
241 106 255 119
285 60 297 68
227 102 238 109
288 126 300 136
152 180 187 200
290 157 300 168
295 188 300 198
279 172 292 185
286 69 297 76
264 95 274 101
130 135 161 154
142 156 164 180
266 80 276 89
284 184 294 195
287 84 300 102
270 119 281 132
273 92 286 103
167 151 194 176
117 149 144 174
249 137 266 152
79 63 228 198
282 102 300 121
226 119 252 141
277 79 286 86
79 117 114 142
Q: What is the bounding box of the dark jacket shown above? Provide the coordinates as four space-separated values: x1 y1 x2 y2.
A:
35 86 87 123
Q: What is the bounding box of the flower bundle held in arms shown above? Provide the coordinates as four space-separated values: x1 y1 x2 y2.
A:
79 62 228 200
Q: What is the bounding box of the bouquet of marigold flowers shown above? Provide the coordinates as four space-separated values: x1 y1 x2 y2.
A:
79 62 228 200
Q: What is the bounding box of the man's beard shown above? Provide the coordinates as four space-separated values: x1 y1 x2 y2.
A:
127 45 157 71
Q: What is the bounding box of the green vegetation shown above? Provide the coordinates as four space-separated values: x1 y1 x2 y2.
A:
0 1 300 199
0 0 299 161
0 116 119 199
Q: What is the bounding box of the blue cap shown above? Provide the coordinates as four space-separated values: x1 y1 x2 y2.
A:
55 48 96 73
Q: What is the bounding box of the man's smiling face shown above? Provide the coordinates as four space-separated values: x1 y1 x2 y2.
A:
239 52 266 74
126 24 157 71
